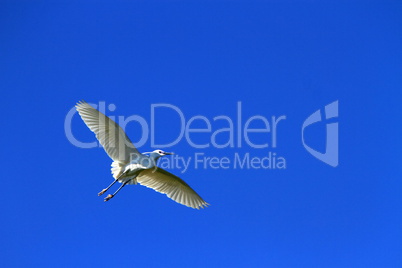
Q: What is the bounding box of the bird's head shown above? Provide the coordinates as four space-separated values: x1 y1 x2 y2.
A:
152 149 174 156
143 150 174 161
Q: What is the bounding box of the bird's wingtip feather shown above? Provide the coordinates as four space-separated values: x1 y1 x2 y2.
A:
75 100 87 107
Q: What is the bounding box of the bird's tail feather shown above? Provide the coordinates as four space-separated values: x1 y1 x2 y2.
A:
111 161 138 185
111 161 125 179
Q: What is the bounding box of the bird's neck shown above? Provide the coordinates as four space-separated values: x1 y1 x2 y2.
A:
149 152 161 163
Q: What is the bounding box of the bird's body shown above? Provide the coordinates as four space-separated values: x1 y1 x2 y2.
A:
76 101 209 209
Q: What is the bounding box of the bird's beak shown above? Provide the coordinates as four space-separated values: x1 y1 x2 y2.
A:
164 152 174 155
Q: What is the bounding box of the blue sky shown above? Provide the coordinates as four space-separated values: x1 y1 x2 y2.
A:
1 1 401 267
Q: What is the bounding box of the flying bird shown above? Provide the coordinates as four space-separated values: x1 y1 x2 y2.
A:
76 101 209 209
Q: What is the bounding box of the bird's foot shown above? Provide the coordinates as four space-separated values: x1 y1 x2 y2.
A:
98 189 107 196
104 194 114 202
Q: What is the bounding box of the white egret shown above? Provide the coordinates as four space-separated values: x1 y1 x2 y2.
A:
76 101 209 209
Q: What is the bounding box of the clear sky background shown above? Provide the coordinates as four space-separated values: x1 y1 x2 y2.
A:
1 1 401 267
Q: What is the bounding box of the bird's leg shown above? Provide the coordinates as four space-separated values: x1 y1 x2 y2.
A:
104 180 129 202
98 171 128 196
98 179 118 196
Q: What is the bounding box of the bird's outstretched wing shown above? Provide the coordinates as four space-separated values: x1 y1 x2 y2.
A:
137 168 209 209
76 101 140 163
